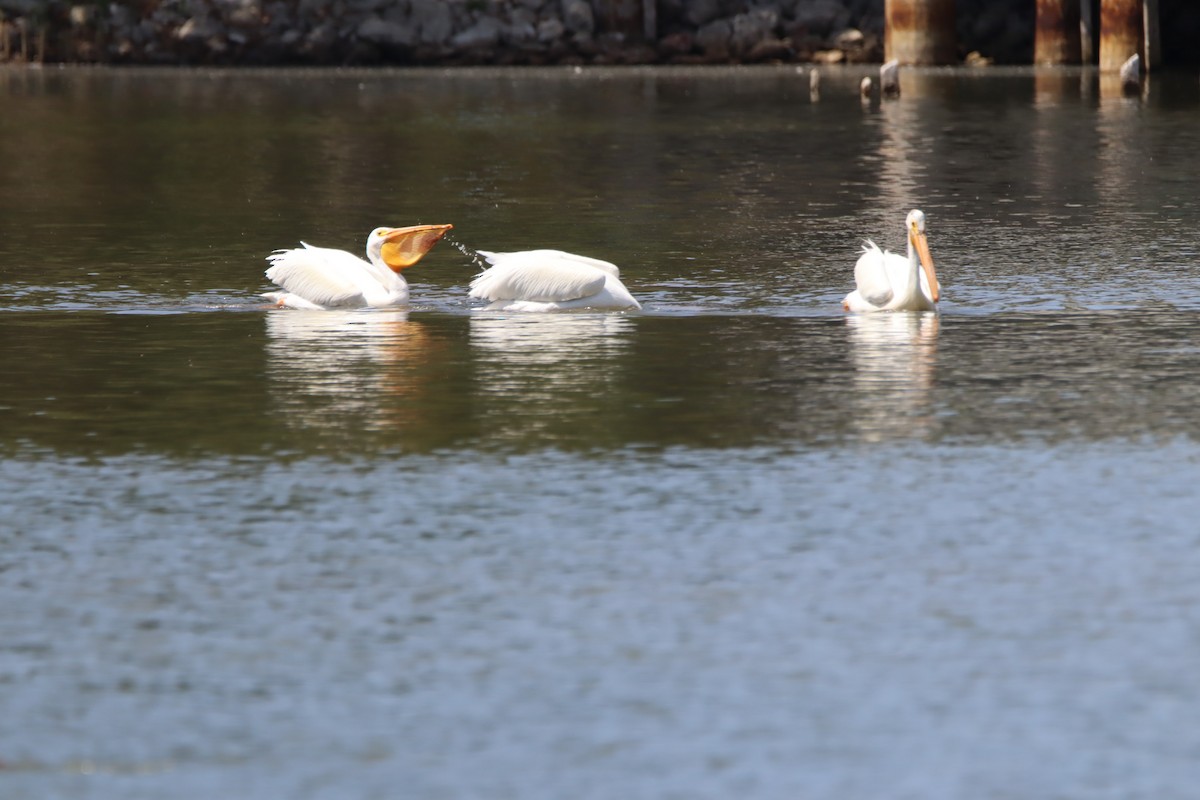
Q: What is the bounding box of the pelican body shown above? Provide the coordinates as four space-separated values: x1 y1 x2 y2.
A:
264 224 452 310
842 209 940 313
469 249 641 312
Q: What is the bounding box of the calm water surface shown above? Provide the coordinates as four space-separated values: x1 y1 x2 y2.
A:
3 65 1200 798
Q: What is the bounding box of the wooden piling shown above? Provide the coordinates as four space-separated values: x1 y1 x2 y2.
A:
1099 0 1142 72
1143 0 1160 69
884 0 956 65
1034 0 1081 64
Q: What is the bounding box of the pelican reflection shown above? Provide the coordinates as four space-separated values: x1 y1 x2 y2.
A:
845 312 940 442
469 313 634 445
264 309 435 435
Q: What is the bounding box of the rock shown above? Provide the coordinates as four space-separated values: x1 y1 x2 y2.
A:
451 17 501 49
537 17 565 43
176 16 222 42
0 0 37 15
357 16 414 47
746 37 790 62
411 0 453 45
792 0 849 37
69 6 95 27
505 20 537 44
224 2 264 29
561 0 593 36
811 49 844 63
695 18 731 59
684 0 722 27
657 30 694 57
729 9 778 56
831 27 863 50
302 21 338 56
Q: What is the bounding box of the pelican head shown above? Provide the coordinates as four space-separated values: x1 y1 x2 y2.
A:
367 224 454 272
906 209 939 302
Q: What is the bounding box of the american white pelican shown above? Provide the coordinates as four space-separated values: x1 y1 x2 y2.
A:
263 224 452 310
468 249 641 311
842 209 940 313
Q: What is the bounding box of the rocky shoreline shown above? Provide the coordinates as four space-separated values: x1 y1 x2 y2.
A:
0 0 1037 67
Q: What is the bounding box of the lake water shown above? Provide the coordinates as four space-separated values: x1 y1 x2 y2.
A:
3 64 1200 799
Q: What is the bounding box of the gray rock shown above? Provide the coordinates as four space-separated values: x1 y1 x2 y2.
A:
357 16 414 47
537 16 565 43
224 2 264 29
685 0 722 27
176 15 223 41
410 0 452 45
561 0 593 36
831 27 863 49
792 0 850 37
0 0 38 15
451 17 501 49
505 18 537 44
729 9 777 56
696 18 731 58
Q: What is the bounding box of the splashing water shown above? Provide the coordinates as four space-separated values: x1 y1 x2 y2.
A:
443 233 488 269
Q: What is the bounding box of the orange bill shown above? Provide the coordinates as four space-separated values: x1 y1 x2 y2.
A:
380 224 453 271
910 226 939 302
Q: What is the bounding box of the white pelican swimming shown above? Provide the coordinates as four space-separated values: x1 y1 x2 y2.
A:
468 249 641 311
842 209 940 313
263 224 452 310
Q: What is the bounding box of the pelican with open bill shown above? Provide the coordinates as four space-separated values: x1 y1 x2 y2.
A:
263 224 453 310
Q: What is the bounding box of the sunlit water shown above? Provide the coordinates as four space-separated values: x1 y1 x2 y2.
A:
3 65 1200 799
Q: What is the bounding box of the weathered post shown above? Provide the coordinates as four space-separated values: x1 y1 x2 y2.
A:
884 0 956 65
1143 0 1160 69
1099 0 1142 72
1034 0 1081 64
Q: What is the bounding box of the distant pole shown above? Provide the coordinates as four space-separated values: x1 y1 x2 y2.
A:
1099 0 1142 72
1035 0 1081 64
1143 0 1160 70
884 0 956 65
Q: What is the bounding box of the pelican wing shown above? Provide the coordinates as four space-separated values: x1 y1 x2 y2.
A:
265 244 370 307
470 250 610 302
853 241 895 308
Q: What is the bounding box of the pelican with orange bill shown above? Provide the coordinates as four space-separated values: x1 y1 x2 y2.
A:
263 224 453 310
842 209 940 313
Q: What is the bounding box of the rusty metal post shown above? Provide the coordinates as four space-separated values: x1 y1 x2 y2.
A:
884 0 956 65
1143 0 1160 69
1035 0 1081 64
1099 0 1142 72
